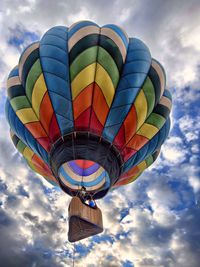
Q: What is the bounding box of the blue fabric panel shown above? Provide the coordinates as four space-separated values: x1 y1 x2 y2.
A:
8 67 19 79
41 57 67 80
39 35 66 50
156 119 170 148
101 123 122 143
128 37 149 50
56 115 73 134
48 92 73 120
112 89 138 107
105 105 132 126
123 119 170 172
116 73 147 92
103 24 129 49
5 100 49 163
40 26 74 136
68 21 98 39
122 60 150 75
163 89 172 100
102 38 151 141
45 26 68 39
44 73 71 100
126 50 151 63
40 45 67 65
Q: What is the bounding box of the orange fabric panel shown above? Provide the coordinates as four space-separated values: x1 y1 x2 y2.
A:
123 105 137 144
73 83 93 120
92 83 109 126
39 91 54 134
32 154 56 181
26 121 48 138
119 166 140 180
126 134 149 151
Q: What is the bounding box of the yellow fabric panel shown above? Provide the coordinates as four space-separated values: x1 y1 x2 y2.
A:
128 171 143 184
23 147 34 161
137 123 158 139
27 161 53 183
71 63 96 100
135 90 148 131
16 108 38 124
27 160 37 172
95 63 115 107
32 74 47 118
138 160 147 171
126 161 147 184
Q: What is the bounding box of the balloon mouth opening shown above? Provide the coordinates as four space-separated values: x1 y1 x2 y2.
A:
49 132 123 199
58 159 111 193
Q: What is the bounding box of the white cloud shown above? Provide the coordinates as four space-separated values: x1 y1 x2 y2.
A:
146 181 179 227
178 115 200 143
161 136 187 165
188 176 200 194
0 0 200 266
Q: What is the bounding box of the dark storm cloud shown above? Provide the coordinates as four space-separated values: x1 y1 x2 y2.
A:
0 208 62 267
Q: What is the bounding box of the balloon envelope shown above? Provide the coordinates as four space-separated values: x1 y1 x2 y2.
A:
5 21 172 199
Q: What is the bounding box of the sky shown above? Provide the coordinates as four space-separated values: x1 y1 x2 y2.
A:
0 0 200 266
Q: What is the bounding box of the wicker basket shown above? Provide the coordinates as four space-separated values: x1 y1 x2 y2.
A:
68 196 103 242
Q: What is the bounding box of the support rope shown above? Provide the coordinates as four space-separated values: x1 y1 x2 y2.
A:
72 242 75 267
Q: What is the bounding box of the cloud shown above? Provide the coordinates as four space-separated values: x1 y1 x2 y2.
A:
0 0 200 266
1 0 200 91
161 136 188 165
188 176 200 194
179 115 200 143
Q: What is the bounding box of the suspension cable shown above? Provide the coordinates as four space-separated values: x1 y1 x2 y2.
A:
72 242 75 267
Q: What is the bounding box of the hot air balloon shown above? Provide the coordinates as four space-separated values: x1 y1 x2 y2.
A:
5 21 172 242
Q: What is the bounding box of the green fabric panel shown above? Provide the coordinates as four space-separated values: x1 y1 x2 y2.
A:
145 155 154 166
70 46 98 81
16 140 26 154
27 160 37 172
97 46 119 88
99 35 123 72
25 59 42 102
69 34 99 64
146 113 165 129
10 96 31 111
143 76 155 117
